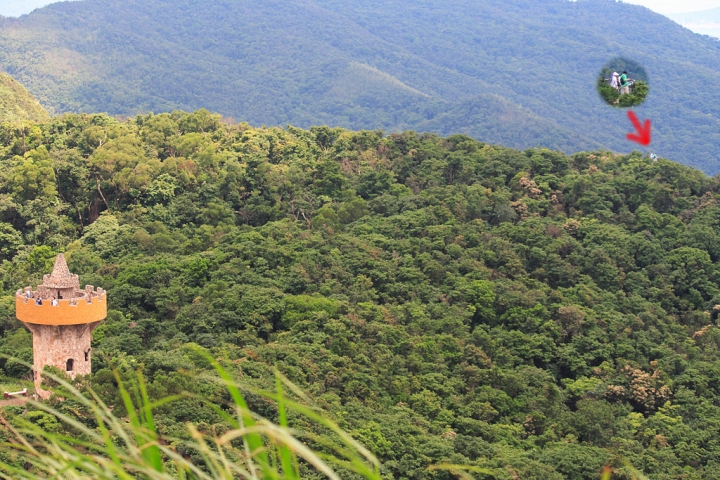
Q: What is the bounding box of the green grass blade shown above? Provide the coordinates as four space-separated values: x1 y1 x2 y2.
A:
253 387 380 475
137 370 164 473
190 346 271 470
275 370 298 479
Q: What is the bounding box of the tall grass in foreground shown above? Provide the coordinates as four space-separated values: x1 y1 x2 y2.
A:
0 355 382 480
0 354 650 480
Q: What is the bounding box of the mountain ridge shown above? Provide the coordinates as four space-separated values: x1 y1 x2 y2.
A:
0 73 50 123
1 0 720 172
668 7 720 38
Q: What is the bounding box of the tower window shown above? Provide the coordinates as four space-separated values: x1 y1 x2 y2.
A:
66 359 74 372
84 350 90 361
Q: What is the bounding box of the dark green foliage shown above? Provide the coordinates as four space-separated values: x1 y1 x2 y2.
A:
619 81 649 108
3 112 720 477
536 444 613 480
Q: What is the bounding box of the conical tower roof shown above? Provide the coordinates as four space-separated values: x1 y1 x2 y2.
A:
42 254 79 289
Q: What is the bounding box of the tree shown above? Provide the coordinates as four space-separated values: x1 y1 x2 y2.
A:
0 222 22 260
88 135 160 208
9 146 57 202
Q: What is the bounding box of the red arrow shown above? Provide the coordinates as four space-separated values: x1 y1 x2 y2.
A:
626 110 651 146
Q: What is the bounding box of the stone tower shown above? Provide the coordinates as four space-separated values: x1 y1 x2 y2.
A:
15 254 107 397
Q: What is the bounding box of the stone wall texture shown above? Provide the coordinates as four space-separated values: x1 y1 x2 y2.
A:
25 322 100 392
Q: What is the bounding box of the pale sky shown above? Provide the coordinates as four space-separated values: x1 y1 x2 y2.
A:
620 0 720 14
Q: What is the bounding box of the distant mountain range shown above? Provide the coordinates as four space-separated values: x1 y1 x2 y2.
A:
0 0 719 173
668 7 720 39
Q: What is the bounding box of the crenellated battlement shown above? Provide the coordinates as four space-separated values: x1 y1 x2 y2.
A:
16 285 106 303
15 288 107 326
14 253 107 325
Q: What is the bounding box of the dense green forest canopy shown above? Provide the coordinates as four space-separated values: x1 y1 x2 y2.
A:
2 111 720 478
0 0 719 172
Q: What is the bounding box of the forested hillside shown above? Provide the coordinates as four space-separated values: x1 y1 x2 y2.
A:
0 73 49 124
2 111 720 478
0 0 719 172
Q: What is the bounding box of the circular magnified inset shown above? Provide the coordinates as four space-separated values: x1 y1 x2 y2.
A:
597 57 649 108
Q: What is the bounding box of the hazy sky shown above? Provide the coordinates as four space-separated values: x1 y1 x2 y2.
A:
1 0 720 18
620 0 720 14
0 0 64 17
